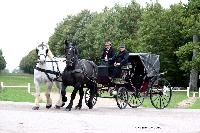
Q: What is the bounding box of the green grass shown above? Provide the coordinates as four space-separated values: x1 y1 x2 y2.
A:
0 73 74 102
0 74 191 108
0 88 35 102
188 98 200 109
0 73 35 92
0 73 62 92
0 73 34 85
142 91 188 108
167 91 188 108
96 90 189 109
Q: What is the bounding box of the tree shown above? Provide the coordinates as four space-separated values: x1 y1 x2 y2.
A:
137 2 188 86
0 49 6 71
19 49 37 74
48 1 143 63
176 0 200 89
46 0 196 87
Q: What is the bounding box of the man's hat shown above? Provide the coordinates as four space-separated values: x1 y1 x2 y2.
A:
119 44 125 48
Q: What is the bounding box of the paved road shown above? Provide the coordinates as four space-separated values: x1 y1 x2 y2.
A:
0 101 200 133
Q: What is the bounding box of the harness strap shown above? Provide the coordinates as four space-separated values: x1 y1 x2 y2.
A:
68 60 96 83
80 60 97 83
35 67 61 82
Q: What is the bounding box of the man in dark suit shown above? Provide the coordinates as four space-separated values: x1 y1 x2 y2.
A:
101 41 115 66
112 44 129 78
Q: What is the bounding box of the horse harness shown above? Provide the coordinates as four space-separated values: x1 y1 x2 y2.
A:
70 59 97 83
35 61 62 82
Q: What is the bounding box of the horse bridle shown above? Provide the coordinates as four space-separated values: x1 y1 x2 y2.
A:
36 46 48 64
65 46 76 66
35 45 62 82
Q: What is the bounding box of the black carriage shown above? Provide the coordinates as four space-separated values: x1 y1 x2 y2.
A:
85 53 172 109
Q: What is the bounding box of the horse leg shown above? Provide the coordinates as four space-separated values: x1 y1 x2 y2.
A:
65 83 80 111
61 83 67 104
45 82 53 109
87 81 96 109
32 80 41 110
75 85 84 110
55 82 65 109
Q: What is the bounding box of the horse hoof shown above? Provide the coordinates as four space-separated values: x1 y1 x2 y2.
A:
32 106 39 110
61 103 65 107
65 107 71 111
75 105 82 110
46 105 52 109
55 105 61 109
87 102 93 109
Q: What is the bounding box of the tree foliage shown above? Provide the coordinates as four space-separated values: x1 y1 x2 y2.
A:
137 2 188 86
19 50 37 74
176 0 200 72
0 49 6 71
48 1 143 63
20 0 200 86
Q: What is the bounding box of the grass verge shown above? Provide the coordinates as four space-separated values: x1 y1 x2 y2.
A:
0 88 35 102
142 91 187 108
188 98 200 109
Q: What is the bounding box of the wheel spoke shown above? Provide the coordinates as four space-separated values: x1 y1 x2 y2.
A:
162 97 166 107
159 96 162 108
128 92 144 108
152 96 159 102
116 87 128 109
150 78 172 109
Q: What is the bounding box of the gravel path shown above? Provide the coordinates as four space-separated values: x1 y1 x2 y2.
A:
177 97 198 108
39 92 117 107
1 101 200 133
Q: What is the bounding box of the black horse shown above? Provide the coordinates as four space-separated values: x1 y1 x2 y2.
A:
61 41 97 111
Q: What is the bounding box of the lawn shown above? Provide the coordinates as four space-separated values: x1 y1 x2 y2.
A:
138 91 187 108
0 88 35 102
97 90 189 108
0 74 191 108
0 73 75 102
0 74 34 102
188 98 200 109
0 73 62 92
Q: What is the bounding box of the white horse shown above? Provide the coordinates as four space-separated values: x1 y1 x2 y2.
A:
32 43 66 110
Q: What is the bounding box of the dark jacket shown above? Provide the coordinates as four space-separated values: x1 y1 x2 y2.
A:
115 50 129 67
101 47 115 60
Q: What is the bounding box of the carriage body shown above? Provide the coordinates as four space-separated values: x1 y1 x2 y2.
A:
85 53 172 109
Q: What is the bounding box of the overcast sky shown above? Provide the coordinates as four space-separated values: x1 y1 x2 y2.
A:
0 0 188 72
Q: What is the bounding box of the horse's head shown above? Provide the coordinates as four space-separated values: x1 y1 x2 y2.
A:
36 42 49 65
64 40 78 67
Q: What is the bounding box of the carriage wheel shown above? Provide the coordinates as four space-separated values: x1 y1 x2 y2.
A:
128 92 144 108
150 78 172 109
85 88 98 107
115 87 128 109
